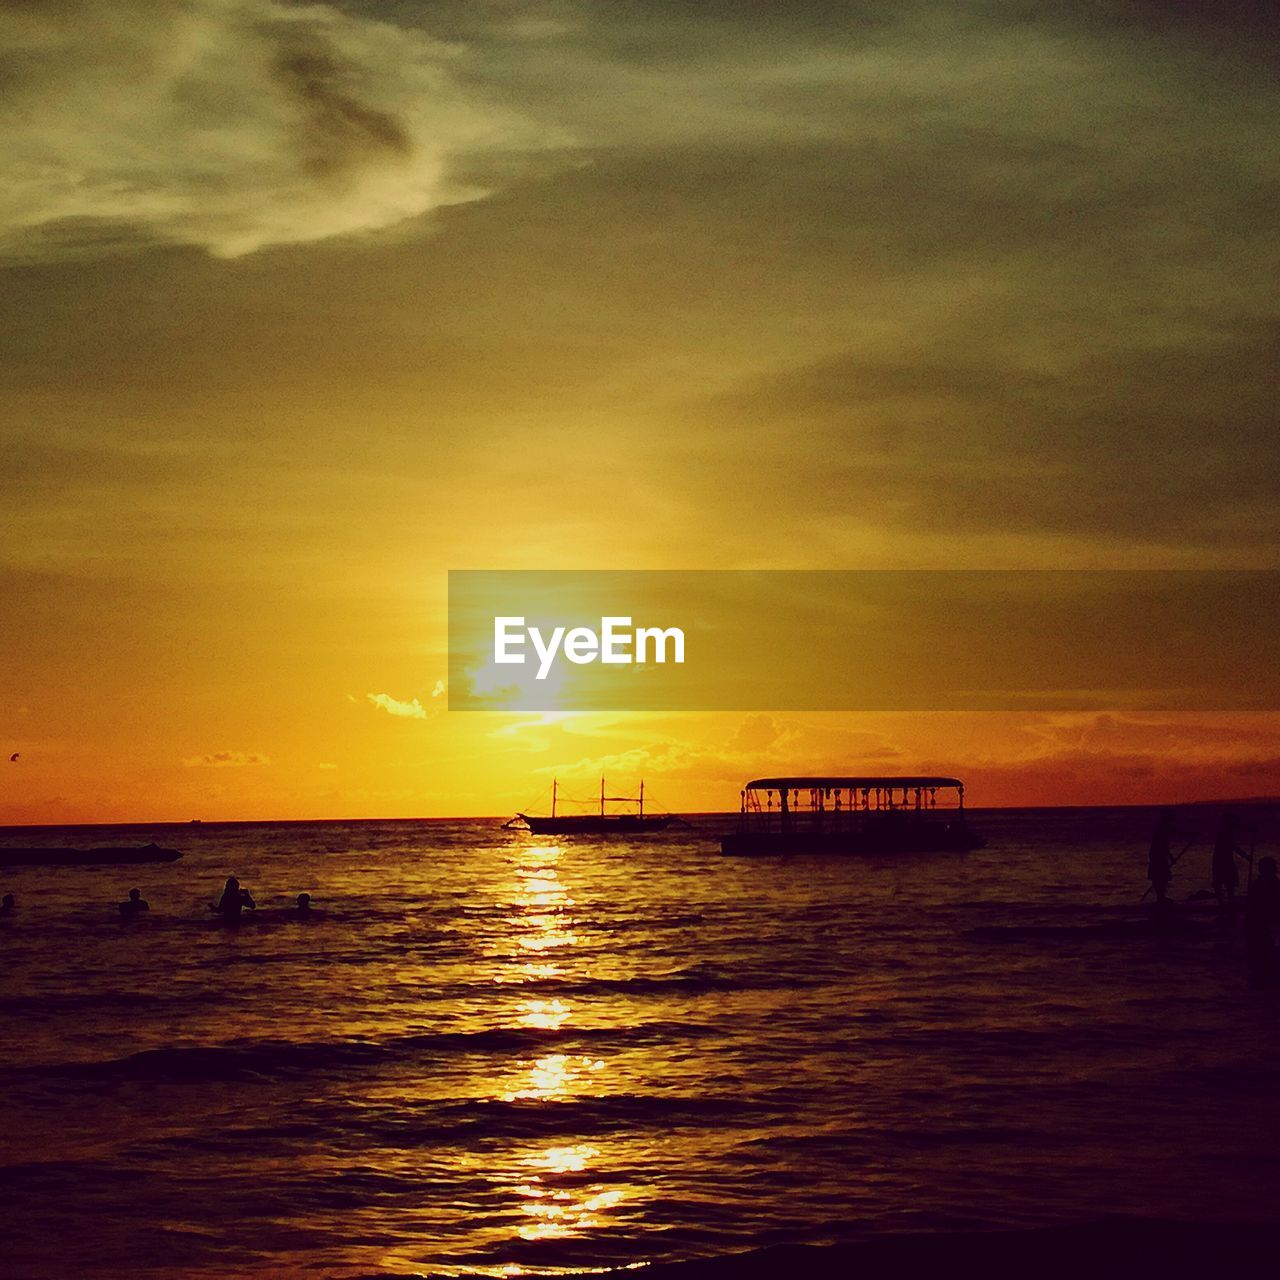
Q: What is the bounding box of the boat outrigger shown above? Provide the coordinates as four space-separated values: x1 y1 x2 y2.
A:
0 842 183 868
511 778 676 836
721 776 981 856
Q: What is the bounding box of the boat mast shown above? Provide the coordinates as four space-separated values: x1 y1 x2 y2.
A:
639 779 645 817
600 776 605 818
552 778 557 819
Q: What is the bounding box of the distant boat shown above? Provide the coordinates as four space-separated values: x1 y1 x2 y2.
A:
721 776 982 856
0 843 184 867
512 778 676 835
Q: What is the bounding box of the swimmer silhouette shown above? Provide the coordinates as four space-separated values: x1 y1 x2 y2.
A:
211 876 256 922
118 887 149 918
291 892 326 920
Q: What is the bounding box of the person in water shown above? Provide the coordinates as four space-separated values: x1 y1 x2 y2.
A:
1147 808 1176 905
1246 857 1280 988
295 892 312 915
118 887 149 918
0 892 14 915
212 876 256 921
1211 814 1250 908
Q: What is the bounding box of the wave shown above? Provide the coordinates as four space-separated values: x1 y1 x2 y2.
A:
11 1019 727 1085
0 990 165 1016
348 1218 1278 1280
962 919 1213 943
489 965 822 997
210 1092 774 1152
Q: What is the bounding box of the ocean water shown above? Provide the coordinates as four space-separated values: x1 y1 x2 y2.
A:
2 808 1279 1280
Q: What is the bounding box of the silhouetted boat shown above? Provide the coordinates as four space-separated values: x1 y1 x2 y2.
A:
721 776 982 856
513 778 676 835
0 843 183 867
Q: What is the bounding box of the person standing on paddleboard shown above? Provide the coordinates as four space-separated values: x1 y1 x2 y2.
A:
1211 814 1250 910
1147 809 1176 905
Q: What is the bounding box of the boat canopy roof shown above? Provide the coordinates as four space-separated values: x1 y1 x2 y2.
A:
744 776 964 791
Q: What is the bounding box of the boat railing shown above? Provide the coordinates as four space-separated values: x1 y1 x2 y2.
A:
735 780 966 836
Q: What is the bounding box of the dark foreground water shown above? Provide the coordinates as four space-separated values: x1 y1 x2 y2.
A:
2 808 1278 1279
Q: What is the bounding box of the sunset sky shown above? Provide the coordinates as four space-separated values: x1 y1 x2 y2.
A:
2 1 1279 822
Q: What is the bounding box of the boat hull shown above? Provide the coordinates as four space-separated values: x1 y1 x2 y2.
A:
0 844 184 867
518 814 673 836
720 828 982 856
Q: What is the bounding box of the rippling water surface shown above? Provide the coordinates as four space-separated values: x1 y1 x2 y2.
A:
2 809 1279 1279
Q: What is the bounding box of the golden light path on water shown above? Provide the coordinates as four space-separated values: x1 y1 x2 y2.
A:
493 841 630 1264
371 835 642 1280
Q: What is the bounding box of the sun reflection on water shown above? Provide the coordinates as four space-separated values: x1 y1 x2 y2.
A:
501 1053 605 1103
491 840 631 1253
517 998 572 1029
512 1144 627 1241
497 843 584 1024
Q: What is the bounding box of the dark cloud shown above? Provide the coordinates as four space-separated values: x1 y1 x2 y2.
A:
687 320 1280 550
2 0 1276 572
0 0 550 258
270 43 413 178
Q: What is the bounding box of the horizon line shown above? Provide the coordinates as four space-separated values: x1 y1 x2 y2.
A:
4 796 1280 832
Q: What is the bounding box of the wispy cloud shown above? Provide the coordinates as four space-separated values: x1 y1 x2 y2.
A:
0 0 552 258
367 692 431 720
532 714 902 785
182 749 270 767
